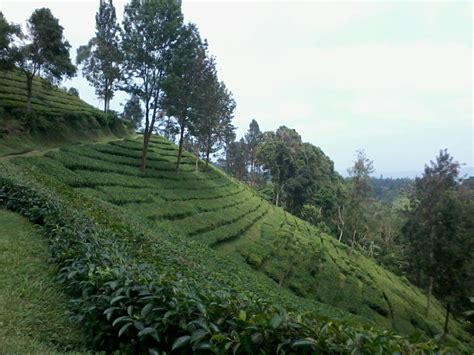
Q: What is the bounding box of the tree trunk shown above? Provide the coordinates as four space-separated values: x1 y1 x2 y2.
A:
140 132 150 172
194 143 199 172
205 144 211 170
443 303 450 335
140 93 162 172
349 230 356 256
176 124 185 174
140 102 151 171
26 74 33 113
426 276 433 318
103 79 108 113
337 205 344 242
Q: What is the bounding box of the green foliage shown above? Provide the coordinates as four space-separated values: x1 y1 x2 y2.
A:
2 8 76 112
403 149 474 326
121 0 183 170
189 69 236 168
0 155 461 354
77 0 121 112
341 149 375 250
256 126 344 234
0 12 21 70
4 135 471 347
122 94 143 129
0 69 130 156
161 22 209 171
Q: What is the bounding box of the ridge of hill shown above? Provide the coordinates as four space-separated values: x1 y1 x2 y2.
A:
0 69 130 157
0 133 472 352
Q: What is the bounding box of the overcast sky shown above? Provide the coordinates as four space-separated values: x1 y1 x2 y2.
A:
1 0 472 176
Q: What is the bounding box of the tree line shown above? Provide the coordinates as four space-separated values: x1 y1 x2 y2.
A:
0 0 236 173
220 121 473 336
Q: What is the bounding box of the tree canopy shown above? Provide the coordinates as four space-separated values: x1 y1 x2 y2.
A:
77 0 121 113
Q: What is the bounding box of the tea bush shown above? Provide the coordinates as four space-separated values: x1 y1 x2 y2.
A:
0 161 455 353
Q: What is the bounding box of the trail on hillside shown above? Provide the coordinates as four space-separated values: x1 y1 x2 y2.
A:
0 136 134 161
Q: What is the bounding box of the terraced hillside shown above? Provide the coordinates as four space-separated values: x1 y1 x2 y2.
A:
6 134 472 351
0 70 129 157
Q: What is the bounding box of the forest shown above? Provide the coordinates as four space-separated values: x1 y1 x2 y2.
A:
0 0 473 353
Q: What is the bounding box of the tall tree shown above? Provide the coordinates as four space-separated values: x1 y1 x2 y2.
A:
161 23 207 173
121 0 183 171
3 9 75 112
245 119 263 185
257 126 301 206
122 94 143 129
225 138 249 180
221 121 237 174
191 79 236 170
344 150 374 253
0 12 21 70
403 149 471 325
68 87 79 97
77 0 121 113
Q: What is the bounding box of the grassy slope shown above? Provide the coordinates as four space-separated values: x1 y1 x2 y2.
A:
0 209 86 354
10 135 472 347
0 70 130 157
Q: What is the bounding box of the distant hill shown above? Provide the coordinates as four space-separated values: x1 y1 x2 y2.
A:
372 166 474 179
0 69 130 157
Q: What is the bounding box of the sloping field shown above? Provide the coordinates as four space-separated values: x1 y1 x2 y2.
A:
0 209 86 353
4 135 472 352
0 70 129 157
0 70 98 116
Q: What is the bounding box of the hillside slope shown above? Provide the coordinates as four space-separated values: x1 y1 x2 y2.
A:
0 69 130 157
0 209 86 353
2 135 472 351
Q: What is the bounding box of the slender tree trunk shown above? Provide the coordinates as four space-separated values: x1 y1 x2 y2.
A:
26 74 33 113
205 144 210 170
443 303 450 335
176 124 185 174
426 276 433 318
140 103 151 172
338 205 344 242
349 229 357 257
194 143 199 172
140 132 150 171
103 79 108 113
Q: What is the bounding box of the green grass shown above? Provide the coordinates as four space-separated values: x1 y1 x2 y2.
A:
11 135 472 347
0 209 86 354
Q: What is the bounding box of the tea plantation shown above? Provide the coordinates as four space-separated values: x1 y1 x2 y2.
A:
0 69 129 157
1 132 473 353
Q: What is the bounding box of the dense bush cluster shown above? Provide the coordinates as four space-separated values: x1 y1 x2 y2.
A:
0 157 458 353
